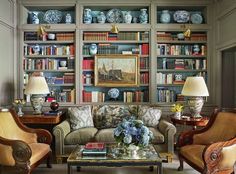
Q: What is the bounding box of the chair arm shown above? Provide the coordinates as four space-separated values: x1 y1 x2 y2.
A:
33 129 52 145
0 136 31 166
203 137 236 174
53 119 71 156
158 119 176 153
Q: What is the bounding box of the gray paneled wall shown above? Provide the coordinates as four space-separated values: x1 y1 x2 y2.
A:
0 0 16 107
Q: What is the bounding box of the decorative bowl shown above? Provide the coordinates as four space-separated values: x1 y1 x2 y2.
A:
173 10 190 23
47 33 55 40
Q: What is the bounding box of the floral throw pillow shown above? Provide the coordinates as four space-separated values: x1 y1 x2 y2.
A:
68 106 94 131
138 106 162 127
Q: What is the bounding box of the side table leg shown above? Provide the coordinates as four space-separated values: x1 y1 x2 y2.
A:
77 166 81 172
157 163 162 174
68 164 72 174
149 166 154 171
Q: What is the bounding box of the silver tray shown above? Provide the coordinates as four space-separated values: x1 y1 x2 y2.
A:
106 9 123 23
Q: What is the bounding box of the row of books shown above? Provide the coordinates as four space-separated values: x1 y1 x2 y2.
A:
23 58 75 70
83 44 119 55
83 32 149 41
24 32 75 41
140 72 149 84
82 59 94 70
157 44 206 56
82 90 105 102
56 33 75 41
24 45 75 56
45 73 75 84
47 88 75 103
156 73 185 85
157 88 176 102
157 58 207 70
124 90 149 103
156 32 207 41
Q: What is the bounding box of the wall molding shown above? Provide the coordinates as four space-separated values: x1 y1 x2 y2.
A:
0 19 14 29
216 3 236 20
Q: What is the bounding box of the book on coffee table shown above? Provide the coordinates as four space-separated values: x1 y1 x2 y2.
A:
82 147 107 156
85 142 105 150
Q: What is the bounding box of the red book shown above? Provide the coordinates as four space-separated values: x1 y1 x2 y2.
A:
85 142 105 150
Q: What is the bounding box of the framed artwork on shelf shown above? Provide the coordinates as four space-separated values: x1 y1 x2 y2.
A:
94 54 140 87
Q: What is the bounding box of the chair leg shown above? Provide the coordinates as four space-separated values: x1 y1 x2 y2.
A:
178 155 184 171
47 151 52 168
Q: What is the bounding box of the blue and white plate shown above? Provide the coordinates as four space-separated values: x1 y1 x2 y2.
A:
44 10 62 24
106 9 123 23
190 13 203 24
173 10 190 23
108 88 119 99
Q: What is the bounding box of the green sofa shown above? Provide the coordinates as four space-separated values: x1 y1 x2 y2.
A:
53 105 176 163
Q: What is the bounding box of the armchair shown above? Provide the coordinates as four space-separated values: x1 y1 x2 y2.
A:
178 109 236 174
0 109 52 174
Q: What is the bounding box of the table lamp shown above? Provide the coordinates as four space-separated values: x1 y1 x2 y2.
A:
24 76 49 114
181 76 209 118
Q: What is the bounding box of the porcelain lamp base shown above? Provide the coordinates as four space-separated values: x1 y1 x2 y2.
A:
30 94 45 115
188 97 204 118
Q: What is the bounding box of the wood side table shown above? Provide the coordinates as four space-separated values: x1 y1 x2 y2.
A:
170 115 209 130
19 113 63 124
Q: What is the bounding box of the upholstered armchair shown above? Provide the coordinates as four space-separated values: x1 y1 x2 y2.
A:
177 109 236 174
0 109 52 174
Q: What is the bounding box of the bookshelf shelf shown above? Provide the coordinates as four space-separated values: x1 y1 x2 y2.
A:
83 40 149 44
157 55 206 58
24 41 74 44
24 55 75 58
157 69 207 72
157 40 207 44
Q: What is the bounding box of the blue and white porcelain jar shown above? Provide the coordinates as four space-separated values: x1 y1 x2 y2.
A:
83 8 92 24
97 11 106 24
160 10 171 23
89 44 97 55
65 13 72 24
139 8 148 24
123 11 132 24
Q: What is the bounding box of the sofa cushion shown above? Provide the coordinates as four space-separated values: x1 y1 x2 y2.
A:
138 106 162 127
65 127 98 145
95 128 116 143
68 106 94 131
148 127 165 144
93 105 138 129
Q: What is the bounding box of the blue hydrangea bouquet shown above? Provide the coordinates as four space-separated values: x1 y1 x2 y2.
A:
114 117 153 147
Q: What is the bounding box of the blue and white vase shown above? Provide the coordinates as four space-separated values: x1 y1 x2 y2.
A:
123 11 132 24
139 8 148 24
193 44 200 54
83 8 92 24
97 11 106 24
65 13 72 24
31 12 39 24
160 10 171 23
89 44 97 55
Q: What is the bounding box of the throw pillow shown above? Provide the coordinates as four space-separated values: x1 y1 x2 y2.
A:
138 106 161 127
68 106 94 131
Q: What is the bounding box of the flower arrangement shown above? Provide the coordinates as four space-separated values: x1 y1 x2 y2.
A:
13 99 25 106
114 117 153 147
171 103 184 113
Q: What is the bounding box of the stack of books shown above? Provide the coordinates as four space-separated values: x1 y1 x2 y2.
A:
82 142 107 157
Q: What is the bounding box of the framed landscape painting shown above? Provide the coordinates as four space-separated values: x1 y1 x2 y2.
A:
94 54 140 87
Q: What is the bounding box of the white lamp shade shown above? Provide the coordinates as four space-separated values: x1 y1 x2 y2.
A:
24 76 49 95
181 76 209 96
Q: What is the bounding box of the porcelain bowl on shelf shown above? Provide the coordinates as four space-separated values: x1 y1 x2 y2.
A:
173 10 190 23
47 33 55 40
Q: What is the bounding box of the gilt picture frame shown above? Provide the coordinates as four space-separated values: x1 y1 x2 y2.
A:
94 54 139 87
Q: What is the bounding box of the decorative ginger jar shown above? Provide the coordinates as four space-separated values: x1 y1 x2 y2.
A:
123 11 132 24
65 13 72 24
160 10 171 23
89 44 97 55
139 8 148 24
97 11 106 24
83 8 92 24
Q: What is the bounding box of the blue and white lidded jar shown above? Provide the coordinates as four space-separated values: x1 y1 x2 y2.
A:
83 8 92 24
123 11 132 24
97 11 106 24
160 10 171 23
139 8 148 24
89 44 97 55
65 13 72 24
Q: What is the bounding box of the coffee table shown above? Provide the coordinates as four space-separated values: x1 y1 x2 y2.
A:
67 144 163 174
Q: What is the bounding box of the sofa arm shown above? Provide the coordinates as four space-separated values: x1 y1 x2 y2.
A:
53 119 71 157
158 119 176 154
203 137 236 174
